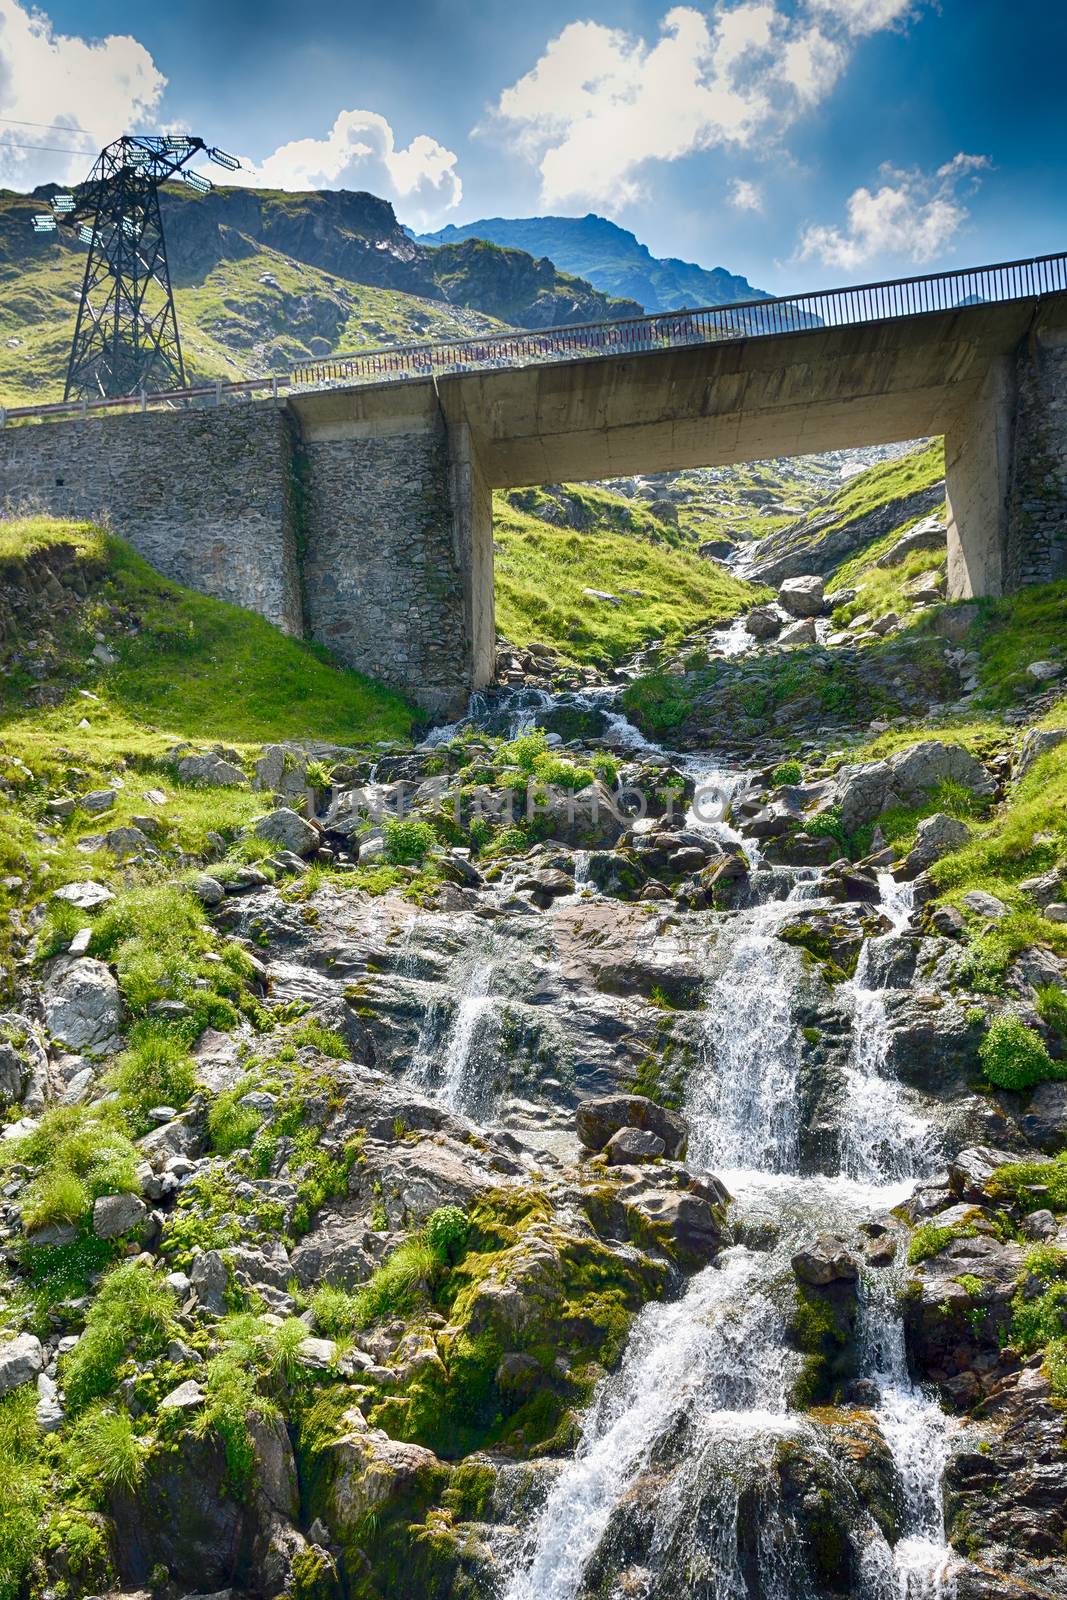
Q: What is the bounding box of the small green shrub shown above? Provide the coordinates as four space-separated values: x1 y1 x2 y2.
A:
208 1085 264 1155
771 760 803 787
109 1022 196 1127
1035 984 1067 1040
63 1261 177 1412
426 1205 469 1265
0 1389 45 1600
5 1107 139 1232
908 1221 975 1266
64 1404 145 1494
979 1013 1063 1091
288 1018 349 1059
355 1237 437 1325
309 1283 362 1338
383 818 436 865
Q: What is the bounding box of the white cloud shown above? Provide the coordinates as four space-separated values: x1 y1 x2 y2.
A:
230 110 462 227
728 176 764 210
797 152 991 269
489 1 922 209
806 0 916 37
0 0 165 187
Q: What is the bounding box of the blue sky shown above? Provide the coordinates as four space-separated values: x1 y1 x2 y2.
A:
1 0 1064 293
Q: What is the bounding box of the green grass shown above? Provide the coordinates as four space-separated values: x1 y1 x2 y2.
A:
0 518 415 745
2 1106 140 1233
492 489 762 666
61 1260 178 1412
811 441 945 547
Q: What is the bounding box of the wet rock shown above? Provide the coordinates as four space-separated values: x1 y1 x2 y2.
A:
0 1333 45 1395
43 954 123 1052
604 1126 665 1164
515 867 574 908
791 1233 859 1285
778 617 817 645
948 1146 1021 1202
905 1232 1026 1401
576 1094 688 1159
743 605 782 640
1018 1081 1067 1153
253 807 319 857
189 1250 230 1316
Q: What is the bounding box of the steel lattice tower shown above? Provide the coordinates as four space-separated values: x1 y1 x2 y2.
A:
33 135 239 401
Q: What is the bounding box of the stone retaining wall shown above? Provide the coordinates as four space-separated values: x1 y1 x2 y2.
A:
1005 329 1067 590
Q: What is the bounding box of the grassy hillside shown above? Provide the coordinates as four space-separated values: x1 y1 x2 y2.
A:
0 185 641 405
0 518 415 749
0 195 509 403
493 485 762 665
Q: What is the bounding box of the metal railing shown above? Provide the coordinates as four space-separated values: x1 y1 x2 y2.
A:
2 250 1065 427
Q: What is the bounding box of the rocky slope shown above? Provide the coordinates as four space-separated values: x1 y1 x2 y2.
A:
0 494 1065 1600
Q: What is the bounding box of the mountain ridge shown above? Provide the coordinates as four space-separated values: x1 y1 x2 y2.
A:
418 211 772 313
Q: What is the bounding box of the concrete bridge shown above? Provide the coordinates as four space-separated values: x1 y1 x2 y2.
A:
2 253 1066 716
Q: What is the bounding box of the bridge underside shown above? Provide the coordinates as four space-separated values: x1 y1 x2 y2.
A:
2 294 1066 715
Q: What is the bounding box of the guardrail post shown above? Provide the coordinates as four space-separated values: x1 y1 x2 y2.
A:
81 397 88 420
215 379 222 406
272 375 279 401
140 388 147 414
0 407 5 429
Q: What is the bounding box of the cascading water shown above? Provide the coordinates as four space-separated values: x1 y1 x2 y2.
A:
860 1270 955 1600
689 903 807 1175
408 953 500 1120
424 685 956 1600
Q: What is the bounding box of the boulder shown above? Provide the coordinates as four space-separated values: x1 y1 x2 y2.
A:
1016 727 1067 780
92 1191 148 1238
43 955 123 1052
52 879 114 910
743 605 782 640
576 1094 688 1159
777 575 825 618
903 812 971 875
104 825 153 859
1017 1082 1067 1152
158 1379 205 1412
961 890 1008 921
0 1014 49 1111
189 1250 230 1316
78 788 116 814
0 1333 44 1396
778 618 817 645
545 781 628 850
832 740 993 832
177 753 247 787
190 873 225 907
253 807 318 857
872 514 945 568
604 1126 666 1164
1026 660 1063 682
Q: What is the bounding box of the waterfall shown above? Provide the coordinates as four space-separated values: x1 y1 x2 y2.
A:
860 1270 956 1600
437 961 498 1116
500 1245 796 1600
408 954 500 1119
689 903 806 1175
411 686 957 1600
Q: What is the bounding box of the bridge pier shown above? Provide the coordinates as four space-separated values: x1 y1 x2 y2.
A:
945 354 1013 599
